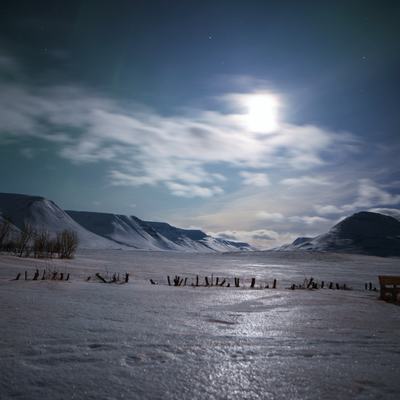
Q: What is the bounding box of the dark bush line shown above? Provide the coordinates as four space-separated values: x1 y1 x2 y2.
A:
0 220 78 259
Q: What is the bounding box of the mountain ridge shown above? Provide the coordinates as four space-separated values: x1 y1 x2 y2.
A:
0 192 253 252
278 211 400 257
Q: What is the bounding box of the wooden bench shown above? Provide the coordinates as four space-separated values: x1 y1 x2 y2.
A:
378 276 400 303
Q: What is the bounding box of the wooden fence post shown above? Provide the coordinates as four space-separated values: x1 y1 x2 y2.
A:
95 273 107 283
33 269 39 281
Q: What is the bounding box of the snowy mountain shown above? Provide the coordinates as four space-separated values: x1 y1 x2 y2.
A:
66 211 183 251
368 208 400 222
65 212 253 252
0 193 253 252
0 193 127 249
145 221 254 252
279 211 400 257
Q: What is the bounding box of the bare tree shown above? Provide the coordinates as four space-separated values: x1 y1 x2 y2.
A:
33 230 51 258
0 218 12 250
46 237 57 258
16 223 34 257
56 230 78 259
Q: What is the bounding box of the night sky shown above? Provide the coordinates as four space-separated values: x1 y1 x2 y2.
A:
0 0 399 248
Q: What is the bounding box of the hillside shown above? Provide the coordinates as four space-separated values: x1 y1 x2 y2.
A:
0 192 253 252
0 193 120 249
66 212 253 252
145 221 254 252
280 211 400 257
66 211 183 251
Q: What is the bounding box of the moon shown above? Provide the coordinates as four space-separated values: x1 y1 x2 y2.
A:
243 93 279 133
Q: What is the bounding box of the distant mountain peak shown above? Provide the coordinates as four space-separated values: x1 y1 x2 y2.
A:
279 211 400 257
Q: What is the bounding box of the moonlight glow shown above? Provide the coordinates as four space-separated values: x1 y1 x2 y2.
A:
243 93 279 133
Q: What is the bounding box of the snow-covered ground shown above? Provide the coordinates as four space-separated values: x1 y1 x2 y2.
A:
1 250 399 399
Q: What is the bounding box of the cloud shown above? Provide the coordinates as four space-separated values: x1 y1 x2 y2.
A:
0 56 359 197
240 171 270 187
348 179 400 209
212 229 299 249
214 232 239 241
288 215 330 225
281 175 330 187
257 210 330 226
314 179 400 216
256 211 284 222
165 182 223 198
314 204 343 215
215 228 280 242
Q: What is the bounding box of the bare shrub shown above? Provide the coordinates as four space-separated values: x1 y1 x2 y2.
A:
33 230 51 258
3 240 16 253
0 218 12 250
46 238 58 258
56 230 78 259
16 223 34 257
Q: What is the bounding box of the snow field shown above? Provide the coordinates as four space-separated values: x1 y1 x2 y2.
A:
1 250 399 399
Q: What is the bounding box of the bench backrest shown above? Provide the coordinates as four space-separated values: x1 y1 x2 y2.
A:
378 275 400 286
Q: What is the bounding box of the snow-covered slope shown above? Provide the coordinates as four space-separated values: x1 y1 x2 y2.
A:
369 208 400 222
279 211 400 257
66 213 254 252
66 211 184 251
200 236 255 252
0 193 120 249
145 221 254 252
0 192 253 252
0 214 20 241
